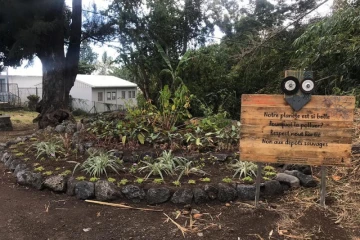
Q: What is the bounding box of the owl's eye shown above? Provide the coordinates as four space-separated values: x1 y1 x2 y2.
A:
281 76 300 95
300 78 315 94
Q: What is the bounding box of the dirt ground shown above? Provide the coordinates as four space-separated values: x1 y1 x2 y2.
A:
0 112 359 240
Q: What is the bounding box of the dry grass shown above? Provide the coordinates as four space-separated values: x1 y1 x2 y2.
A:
273 109 360 238
0 110 38 129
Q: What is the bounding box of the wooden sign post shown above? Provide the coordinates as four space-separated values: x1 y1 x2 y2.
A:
240 94 355 206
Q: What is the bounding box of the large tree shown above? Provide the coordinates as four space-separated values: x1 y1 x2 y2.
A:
0 0 82 128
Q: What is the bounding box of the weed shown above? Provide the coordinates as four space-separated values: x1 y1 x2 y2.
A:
60 170 72 176
134 178 144 184
242 176 254 183
17 142 25 146
188 179 196 184
89 177 100 182
263 177 270 181
15 152 24 157
222 177 232 183
200 177 211 182
108 177 116 183
264 172 276 177
23 158 30 161
30 138 38 141
172 180 181 187
263 165 275 172
55 167 61 171
153 178 164 184
34 166 45 172
9 145 17 149
33 163 40 167
11 149 19 153
76 176 86 181
118 179 128 186
43 171 53 176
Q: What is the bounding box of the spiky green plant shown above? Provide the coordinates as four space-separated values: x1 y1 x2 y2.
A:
32 141 64 159
228 160 257 179
75 150 122 178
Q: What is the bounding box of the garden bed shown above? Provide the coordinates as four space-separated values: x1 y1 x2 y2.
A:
0 114 320 205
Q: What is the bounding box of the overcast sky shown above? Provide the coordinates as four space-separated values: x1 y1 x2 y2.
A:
7 0 333 76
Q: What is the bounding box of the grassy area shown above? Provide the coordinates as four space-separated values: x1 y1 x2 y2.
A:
0 110 38 129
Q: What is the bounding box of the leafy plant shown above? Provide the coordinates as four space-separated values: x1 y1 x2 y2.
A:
228 160 257 179
118 179 128 186
222 177 232 183
76 176 86 181
135 178 144 184
153 178 164 184
108 177 116 183
264 172 276 177
23 158 30 162
176 161 208 181
200 177 211 182
17 142 25 146
188 179 196 184
263 166 275 172
263 177 270 181
15 152 24 157
55 167 61 171
43 171 53 176
34 166 44 172
242 176 254 183
32 141 64 159
33 163 40 167
89 177 100 182
172 180 181 187
30 138 38 141
61 170 72 176
138 150 186 180
75 150 122 178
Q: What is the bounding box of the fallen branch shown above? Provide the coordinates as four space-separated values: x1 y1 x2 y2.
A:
163 213 189 238
85 200 163 212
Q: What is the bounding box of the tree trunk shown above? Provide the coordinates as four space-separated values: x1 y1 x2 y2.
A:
34 0 82 129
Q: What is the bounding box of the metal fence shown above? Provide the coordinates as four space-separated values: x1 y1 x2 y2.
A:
71 98 126 114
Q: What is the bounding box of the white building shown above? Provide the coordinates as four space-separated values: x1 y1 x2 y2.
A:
0 73 138 113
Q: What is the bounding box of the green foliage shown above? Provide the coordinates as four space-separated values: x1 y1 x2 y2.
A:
200 177 211 182
43 171 53 176
76 176 86 181
263 166 275 172
242 176 254 183
188 179 196 184
172 180 181 187
32 141 64 159
138 150 187 180
176 161 208 181
222 177 232 183
108 177 116 183
30 138 38 141
118 179 128 186
55 167 61 171
61 170 72 176
34 166 45 172
134 178 144 184
153 178 164 184
264 172 276 177
17 142 25 146
23 158 30 162
27 95 40 111
229 161 257 179
89 177 100 182
75 150 122 178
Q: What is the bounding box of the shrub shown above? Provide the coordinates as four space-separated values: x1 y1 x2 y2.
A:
27 95 40 111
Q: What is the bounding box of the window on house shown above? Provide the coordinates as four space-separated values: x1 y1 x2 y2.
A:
107 92 111 100
128 91 131 98
112 92 116 100
132 90 135 98
98 92 103 102
122 91 126 99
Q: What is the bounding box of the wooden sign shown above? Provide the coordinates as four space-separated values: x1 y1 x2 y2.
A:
240 94 355 166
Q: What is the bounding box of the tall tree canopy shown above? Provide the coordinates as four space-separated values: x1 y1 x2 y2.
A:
0 0 82 128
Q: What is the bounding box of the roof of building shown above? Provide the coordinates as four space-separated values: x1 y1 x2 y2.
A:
76 75 137 88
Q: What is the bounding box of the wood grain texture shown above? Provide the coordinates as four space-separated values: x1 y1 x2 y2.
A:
240 94 355 166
